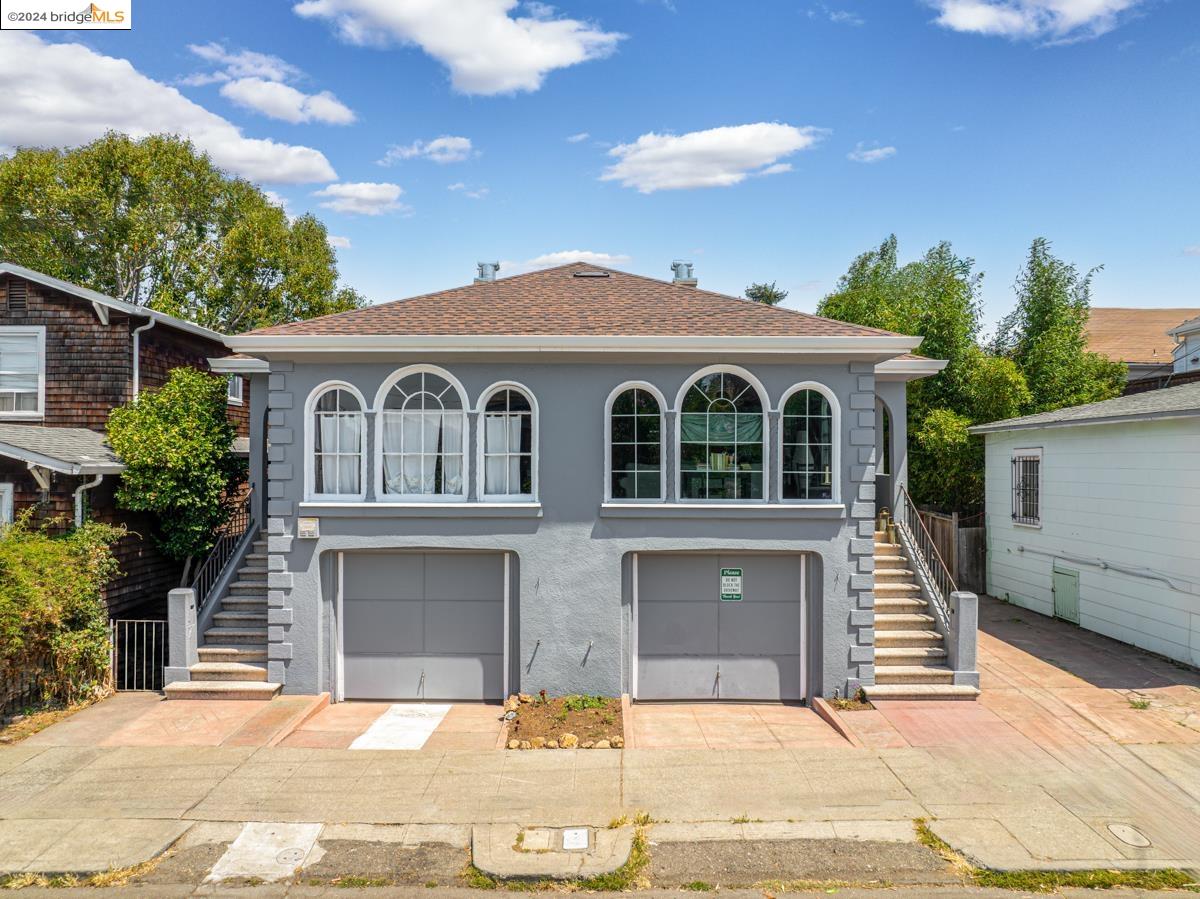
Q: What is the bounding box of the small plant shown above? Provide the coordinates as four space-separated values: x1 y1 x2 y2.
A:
538 689 548 705
607 814 630 829
730 813 754 824
1129 698 1151 710
682 880 714 891
561 694 607 713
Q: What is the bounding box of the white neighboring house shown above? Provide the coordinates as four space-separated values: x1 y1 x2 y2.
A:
970 383 1200 668
1171 315 1200 374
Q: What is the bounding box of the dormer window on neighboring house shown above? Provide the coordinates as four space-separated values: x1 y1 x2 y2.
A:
0 326 45 418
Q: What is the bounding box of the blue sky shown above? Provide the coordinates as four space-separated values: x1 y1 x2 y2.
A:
2 0 1198 332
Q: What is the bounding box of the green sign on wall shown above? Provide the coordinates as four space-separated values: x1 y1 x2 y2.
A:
720 567 743 601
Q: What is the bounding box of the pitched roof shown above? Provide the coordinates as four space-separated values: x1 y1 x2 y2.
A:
240 263 906 340
1086 307 1200 365
0 424 123 474
968 381 1200 435
0 261 227 343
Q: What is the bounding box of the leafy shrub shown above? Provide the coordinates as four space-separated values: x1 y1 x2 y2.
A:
562 694 608 713
0 513 124 704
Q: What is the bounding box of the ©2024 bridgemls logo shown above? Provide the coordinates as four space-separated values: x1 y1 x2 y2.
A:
1 0 131 29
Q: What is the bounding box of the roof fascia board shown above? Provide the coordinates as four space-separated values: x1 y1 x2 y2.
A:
0 440 124 475
969 407 1200 435
0 262 225 343
875 358 948 381
226 333 923 355
208 356 269 373
1168 316 1200 338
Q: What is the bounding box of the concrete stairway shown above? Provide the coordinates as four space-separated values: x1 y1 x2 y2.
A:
165 532 282 700
864 530 979 701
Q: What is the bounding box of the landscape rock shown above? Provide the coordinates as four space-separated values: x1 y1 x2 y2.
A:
530 736 546 749
507 739 520 750
581 741 594 749
546 740 559 749
518 693 533 704
560 733 579 748
611 736 624 748
519 740 532 750
595 740 611 749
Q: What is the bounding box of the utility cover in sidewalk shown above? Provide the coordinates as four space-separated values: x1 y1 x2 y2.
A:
562 828 589 851
1107 823 1152 848
206 822 323 883
472 824 631 880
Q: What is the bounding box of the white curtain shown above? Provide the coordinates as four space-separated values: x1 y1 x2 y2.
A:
317 412 360 494
507 416 521 491
383 411 464 495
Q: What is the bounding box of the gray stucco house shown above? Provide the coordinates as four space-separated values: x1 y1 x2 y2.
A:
168 262 979 703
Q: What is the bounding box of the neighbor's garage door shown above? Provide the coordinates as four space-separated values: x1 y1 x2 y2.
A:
636 553 805 701
340 552 505 701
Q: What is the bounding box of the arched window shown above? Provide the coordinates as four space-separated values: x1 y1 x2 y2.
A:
481 385 536 500
780 385 837 502
309 385 365 499
678 369 765 501
378 369 466 498
607 385 663 501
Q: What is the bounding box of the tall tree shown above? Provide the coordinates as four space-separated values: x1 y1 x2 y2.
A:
0 132 363 333
993 238 1125 412
744 281 788 305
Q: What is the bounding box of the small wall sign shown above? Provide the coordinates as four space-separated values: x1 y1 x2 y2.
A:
297 517 320 539
720 567 743 601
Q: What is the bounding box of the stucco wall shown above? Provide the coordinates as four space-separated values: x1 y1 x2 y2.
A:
258 355 886 700
984 419 1200 666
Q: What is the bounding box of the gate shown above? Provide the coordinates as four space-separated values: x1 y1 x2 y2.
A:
110 619 168 692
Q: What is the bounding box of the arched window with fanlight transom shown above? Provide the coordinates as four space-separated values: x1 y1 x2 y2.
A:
606 384 664 501
779 383 840 503
377 367 467 500
677 368 766 501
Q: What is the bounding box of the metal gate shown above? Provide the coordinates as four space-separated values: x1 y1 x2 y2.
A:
110 619 168 692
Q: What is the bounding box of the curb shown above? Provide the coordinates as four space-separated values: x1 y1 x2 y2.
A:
471 824 633 880
811 697 864 747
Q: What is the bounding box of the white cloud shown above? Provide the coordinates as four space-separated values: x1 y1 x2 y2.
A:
0 32 335 184
847 141 897 163
379 135 473 165
600 123 826 193
292 0 624 95
506 250 632 273
1184 245 1200 257
262 190 290 210
188 42 302 82
925 0 1146 43
447 182 466 191
220 77 355 125
566 131 590 143
327 234 352 248
447 182 489 199
313 181 408 215
809 3 864 25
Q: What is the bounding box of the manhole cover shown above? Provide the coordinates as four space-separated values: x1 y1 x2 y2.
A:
276 847 307 865
562 828 589 851
1107 823 1151 848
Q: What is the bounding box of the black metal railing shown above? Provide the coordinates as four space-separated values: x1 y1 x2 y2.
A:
1 657 54 719
110 619 167 692
895 484 957 618
190 487 256 613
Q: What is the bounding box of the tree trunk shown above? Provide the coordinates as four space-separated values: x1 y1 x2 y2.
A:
179 555 193 588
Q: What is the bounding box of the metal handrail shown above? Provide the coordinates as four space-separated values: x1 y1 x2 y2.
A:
190 487 255 613
894 484 957 617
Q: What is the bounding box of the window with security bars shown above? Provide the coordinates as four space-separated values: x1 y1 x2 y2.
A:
1011 452 1041 525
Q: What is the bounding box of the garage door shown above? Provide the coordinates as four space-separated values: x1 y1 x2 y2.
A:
339 552 505 701
636 553 805 701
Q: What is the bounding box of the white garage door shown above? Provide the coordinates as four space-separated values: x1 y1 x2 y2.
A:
338 552 506 701
635 553 806 701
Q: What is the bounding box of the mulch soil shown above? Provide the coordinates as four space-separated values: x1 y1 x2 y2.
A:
508 696 624 744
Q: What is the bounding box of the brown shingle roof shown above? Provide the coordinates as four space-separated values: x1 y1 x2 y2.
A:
1086 307 1199 365
241 263 905 339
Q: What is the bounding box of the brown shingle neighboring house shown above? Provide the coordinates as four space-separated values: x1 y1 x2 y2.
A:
243 262 903 339
0 262 244 615
1086 307 1200 380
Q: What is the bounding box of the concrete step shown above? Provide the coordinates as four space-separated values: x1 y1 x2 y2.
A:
165 680 281 701
245 552 269 562
874 596 928 612
188 661 268 682
875 646 948 665
873 542 901 552
874 612 937 632
875 629 944 648
873 665 954 685
220 596 268 611
229 581 269 596
204 626 268 645
213 610 268 626
238 567 268 581
863 684 979 701
874 554 909 567
875 582 923 595
252 541 269 553
875 568 916 582
198 645 268 663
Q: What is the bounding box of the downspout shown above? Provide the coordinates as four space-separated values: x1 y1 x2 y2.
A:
73 474 104 528
131 317 156 398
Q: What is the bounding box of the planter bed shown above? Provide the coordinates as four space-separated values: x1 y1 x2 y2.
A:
504 693 624 749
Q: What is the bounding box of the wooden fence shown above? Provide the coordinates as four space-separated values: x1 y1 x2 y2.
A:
917 509 987 593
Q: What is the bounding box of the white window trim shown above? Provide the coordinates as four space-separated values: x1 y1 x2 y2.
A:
777 381 841 505
476 380 539 502
304 380 368 503
1011 446 1043 529
226 374 244 406
373 365 469 503
603 380 668 503
672 364 770 504
0 326 46 420
0 482 13 525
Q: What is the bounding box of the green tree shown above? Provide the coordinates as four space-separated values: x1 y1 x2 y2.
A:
744 281 789 305
0 131 363 332
107 368 246 583
993 238 1125 412
819 236 1028 512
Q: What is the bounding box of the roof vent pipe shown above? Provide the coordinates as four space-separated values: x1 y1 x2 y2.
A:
475 261 500 284
671 260 697 287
